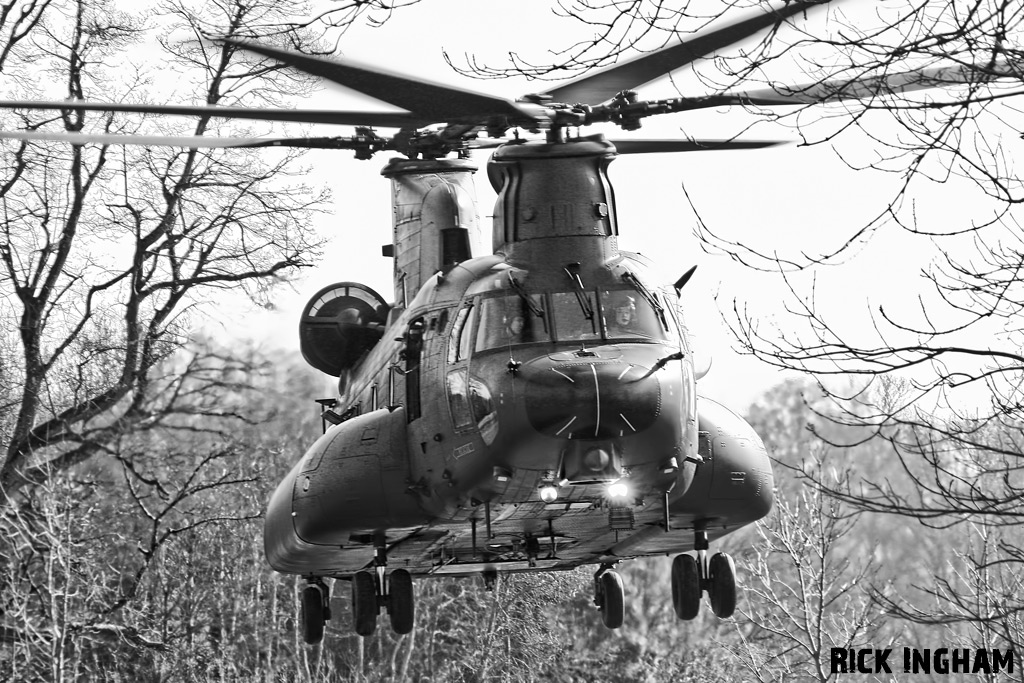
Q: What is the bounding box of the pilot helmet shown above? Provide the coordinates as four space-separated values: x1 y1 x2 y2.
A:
612 293 636 326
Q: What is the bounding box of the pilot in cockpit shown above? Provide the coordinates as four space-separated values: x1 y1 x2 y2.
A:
608 293 638 335
507 315 526 341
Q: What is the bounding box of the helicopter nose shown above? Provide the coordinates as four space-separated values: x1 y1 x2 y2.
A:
522 354 661 439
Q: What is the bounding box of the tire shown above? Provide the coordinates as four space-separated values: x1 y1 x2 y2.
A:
599 571 625 629
388 569 415 635
352 571 379 637
708 552 737 618
300 585 325 645
671 554 701 620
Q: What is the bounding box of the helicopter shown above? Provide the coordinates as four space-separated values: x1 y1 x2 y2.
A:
0 0 1007 644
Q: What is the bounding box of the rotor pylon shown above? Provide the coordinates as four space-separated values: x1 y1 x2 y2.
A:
381 158 484 308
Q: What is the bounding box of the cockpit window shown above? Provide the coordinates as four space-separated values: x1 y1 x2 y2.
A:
474 293 548 352
600 288 667 341
469 286 667 353
551 291 600 341
448 304 473 364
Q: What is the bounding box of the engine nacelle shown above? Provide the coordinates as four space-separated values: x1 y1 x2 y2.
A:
298 282 390 376
264 408 429 573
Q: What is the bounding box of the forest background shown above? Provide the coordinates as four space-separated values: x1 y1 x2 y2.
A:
1 0 1022 681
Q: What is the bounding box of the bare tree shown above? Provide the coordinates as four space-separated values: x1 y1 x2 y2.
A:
670 0 1024 659
0 0 423 678
0 339 330 681
0 0 347 492
730 453 886 683
445 0 795 81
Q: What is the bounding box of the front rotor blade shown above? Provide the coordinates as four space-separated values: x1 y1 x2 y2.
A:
0 130 378 149
213 36 537 123
540 0 835 105
720 60 1024 106
611 138 787 154
0 100 425 127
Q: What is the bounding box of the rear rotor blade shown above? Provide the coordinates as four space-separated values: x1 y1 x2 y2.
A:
212 36 538 123
611 138 787 154
0 100 425 127
540 0 835 105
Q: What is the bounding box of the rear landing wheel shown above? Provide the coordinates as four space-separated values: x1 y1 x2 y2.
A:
670 554 701 620
352 571 379 637
708 552 737 618
597 570 624 629
300 584 326 645
387 569 415 635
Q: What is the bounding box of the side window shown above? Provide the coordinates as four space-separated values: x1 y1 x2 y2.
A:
446 368 496 435
657 287 685 337
474 296 506 351
448 305 470 364
446 369 474 430
448 302 477 364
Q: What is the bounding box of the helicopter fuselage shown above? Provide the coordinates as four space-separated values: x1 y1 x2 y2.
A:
265 136 773 579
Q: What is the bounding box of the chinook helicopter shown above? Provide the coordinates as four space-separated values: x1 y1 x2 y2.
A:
0 0 1007 643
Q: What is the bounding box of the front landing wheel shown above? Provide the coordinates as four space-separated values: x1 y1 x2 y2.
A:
300 584 326 645
352 571 379 637
670 554 701 620
387 569 415 635
598 571 625 629
708 552 737 618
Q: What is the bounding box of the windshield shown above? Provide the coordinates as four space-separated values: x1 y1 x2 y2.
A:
550 291 600 341
471 287 667 353
473 293 548 352
598 288 667 341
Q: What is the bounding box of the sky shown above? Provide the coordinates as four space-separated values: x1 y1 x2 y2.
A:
235 0 1000 411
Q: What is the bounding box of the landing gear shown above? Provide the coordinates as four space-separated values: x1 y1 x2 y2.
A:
670 554 701 620
482 568 498 592
669 530 738 620
593 565 625 629
350 535 417 637
352 571 378 637
388 569 415 635
300 578 329 644
708 552 737 618
525 535 541 568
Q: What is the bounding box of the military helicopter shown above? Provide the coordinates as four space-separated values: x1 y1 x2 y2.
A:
0 0 1007 643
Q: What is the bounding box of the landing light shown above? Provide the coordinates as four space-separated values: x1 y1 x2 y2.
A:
607 481 629 499
539 484 559 503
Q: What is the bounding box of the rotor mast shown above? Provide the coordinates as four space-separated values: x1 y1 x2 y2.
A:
488 135 619 268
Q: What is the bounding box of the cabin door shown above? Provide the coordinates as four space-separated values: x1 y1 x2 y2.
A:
404 317 425 421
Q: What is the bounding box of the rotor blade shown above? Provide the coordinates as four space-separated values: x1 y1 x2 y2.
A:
0 129 388 151
0 99 426 127
212 35 538 123
611 138 787 154
714 60 1024 107
540 0 835 105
